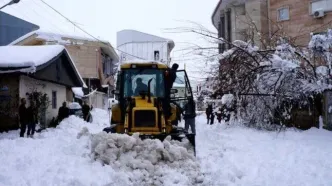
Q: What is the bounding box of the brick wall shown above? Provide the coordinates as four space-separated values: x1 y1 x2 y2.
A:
65 43 102 79
270 0 332 46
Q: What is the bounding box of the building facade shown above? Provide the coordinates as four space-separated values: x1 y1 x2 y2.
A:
0 12 39 46
117 30 175 66
212 0 269 53
0 45 84 131
269 0 332 46
9 31 119 108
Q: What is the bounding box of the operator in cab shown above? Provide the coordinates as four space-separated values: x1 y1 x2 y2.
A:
134 78 148 95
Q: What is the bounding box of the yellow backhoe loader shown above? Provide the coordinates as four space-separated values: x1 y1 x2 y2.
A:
103 61 196 154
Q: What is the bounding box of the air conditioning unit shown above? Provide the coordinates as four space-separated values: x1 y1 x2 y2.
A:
313 9 325 18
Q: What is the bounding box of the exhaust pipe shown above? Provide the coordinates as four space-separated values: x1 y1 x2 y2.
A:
147 78 153 103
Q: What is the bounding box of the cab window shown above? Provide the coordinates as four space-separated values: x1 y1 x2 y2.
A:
123 69 165 97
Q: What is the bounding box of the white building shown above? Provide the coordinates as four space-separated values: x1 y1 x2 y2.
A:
117 30 175 66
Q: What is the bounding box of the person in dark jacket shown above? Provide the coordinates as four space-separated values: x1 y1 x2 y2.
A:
19 98 28 137
183 100 196 134
27 101 38 138
134 78 148 95
168 63 179 88
216 107 222 123
206 104 212 124
210 111 215 125
82 101 90 122
164 63 179 118
58 102 69 122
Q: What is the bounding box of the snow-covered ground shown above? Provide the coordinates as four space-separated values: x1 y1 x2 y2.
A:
1 110 332 186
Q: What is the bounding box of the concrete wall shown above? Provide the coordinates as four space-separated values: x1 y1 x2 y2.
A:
214 0 268 48
19 75 67 125
270 0 332 46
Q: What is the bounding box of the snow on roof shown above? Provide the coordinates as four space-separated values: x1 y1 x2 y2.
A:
0 45 87 87
72 87 84 98
117 29 175 50
9 29 119 62
8 29 109 46
121 60 168 66
0 45 65 73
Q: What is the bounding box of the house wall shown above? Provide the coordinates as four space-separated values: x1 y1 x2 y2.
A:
0 74 20 131
117 42 169 64
19 75 67 125
15 37 115 89
270 0 332 46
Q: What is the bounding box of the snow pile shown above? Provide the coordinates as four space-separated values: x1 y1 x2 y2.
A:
221 94 234 106
88 132 203 186
195 115 332 186
0 45 65 73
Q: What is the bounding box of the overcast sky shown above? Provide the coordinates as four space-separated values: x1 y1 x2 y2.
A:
1 0 219 85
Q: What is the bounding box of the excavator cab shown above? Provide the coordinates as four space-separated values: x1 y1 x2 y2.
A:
104 61 196 154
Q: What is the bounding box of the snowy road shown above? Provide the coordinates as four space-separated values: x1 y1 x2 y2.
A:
1 110 332 186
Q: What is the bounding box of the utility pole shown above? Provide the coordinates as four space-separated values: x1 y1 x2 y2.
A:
0 0 20 10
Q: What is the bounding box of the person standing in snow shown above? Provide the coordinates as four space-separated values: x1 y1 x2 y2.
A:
58 102 69 122
82 101 90 122
183 99 196 134
216 107 222 123
210 111 215 125
19 98 28 137
206 104 212 124
27 101 38 138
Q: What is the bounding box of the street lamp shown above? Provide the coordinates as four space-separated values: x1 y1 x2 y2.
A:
0 0 20 10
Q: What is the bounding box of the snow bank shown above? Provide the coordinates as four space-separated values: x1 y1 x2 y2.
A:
88 132 202 185
196 115 332 186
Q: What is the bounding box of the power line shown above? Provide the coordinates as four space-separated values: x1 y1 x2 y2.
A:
39 0 146 60
28 0 67 34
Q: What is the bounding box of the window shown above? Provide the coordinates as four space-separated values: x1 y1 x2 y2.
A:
226 10 232 49
278 7 290 21
154 51 160 61
123 69 165 97
52 91 57 109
